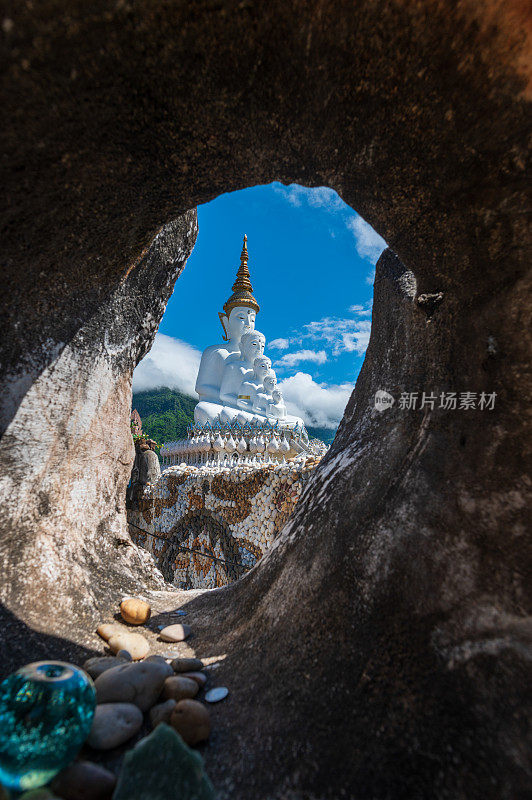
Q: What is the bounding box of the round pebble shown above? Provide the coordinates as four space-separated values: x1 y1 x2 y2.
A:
180 671 207 688
149 698 176 728
170 699 211 745
94 660 172 711
205 686 229 703
170 657 204 673
87 703 143 750
107 632 149 661
96 623 124 642
162 675 199 701
120 597 151 626
116 649 132 661
159 624 191 643
82 654 129 679
51 760 117 800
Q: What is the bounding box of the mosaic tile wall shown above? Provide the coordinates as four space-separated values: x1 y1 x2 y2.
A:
127 459 321 589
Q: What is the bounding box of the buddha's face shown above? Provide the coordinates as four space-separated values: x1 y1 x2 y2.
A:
254 356 271 379
224 306 256 340
240 331 265 362
272 389 282 403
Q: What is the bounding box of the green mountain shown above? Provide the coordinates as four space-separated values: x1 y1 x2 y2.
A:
132 388 337 446
132 388 197 443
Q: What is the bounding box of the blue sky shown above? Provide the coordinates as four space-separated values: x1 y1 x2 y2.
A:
133 183 386 428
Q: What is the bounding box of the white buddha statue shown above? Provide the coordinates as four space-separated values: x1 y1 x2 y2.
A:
268 388 287 420
193 235 305 429
254 369 278 415
237 355 272 413
194 235 260 425
195 235 259 404
219 330 266 408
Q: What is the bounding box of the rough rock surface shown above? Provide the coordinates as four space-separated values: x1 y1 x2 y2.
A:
0 2 530 799
0 210 197 660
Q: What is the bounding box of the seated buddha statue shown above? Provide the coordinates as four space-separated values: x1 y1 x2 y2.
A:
193 235 305 429
237 355 272 413
195 235 258 402
194 235 260 425
254 369 278 415
219 330 266 408
267 388 287 420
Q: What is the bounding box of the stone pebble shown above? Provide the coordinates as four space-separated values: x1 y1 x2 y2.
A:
149 698 177 728
171 656 204 673
51 760 116 800
162 675 199 701
83 654 130 679
205 686 229 703
95 660 172 711
116 650 132 661
180 670 207 687
96 623 124 642
107 632 149 660
159 623 191 642
144 654 171 666
120 597 151 625
170 698 211 746
87 703 143 750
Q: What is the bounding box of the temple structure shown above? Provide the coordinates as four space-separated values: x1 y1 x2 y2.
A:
130 238 328 586
160 236 322 467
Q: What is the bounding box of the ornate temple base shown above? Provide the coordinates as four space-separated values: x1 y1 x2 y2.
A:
160 418 327 468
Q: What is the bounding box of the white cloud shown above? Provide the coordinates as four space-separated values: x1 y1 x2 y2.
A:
278 372 352 429
132 333 201 396
269 337 290 350
346 216 386 264
274 349 327 369
348 303 372 316
273 183 346 212
273 182 386 272
304 312 372 357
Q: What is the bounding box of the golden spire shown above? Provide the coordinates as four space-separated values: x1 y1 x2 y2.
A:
221 234 260 318
231 234 253 294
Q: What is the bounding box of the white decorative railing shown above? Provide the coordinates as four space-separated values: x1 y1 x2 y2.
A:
159 420 314 468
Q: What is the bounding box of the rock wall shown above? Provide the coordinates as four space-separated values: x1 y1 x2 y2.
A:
128 460 320 589
1 2 530 798
0 213 198 663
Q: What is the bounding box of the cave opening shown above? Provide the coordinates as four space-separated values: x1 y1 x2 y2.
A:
1 3 528 796
126 182 389 589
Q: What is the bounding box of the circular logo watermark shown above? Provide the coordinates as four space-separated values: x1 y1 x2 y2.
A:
374 390 395 412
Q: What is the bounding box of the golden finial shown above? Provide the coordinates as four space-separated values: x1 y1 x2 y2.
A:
219 236 260 337
230 234 254 295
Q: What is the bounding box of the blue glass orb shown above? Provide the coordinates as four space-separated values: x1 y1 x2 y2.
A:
0 661 96 791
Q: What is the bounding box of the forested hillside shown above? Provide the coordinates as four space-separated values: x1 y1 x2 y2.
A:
133 388 197 442
132 388 337 446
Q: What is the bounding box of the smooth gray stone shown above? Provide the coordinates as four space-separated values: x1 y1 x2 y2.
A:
87 703 143 750
159 623 191 642
95 660 172 711
51 760 117 799
83 655 128 679
116 649 133 661
181 671 207 688
205 687 229 703
171 657 204 673
150 699 177 728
